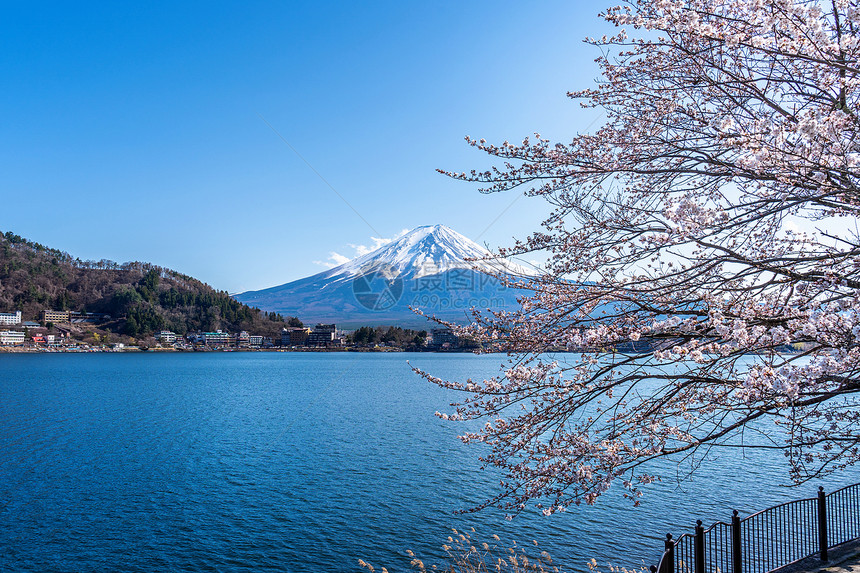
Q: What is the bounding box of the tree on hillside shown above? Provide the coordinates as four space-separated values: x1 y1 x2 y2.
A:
424 0 860 516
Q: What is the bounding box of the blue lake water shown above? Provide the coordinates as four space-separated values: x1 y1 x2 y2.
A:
1 353 857 572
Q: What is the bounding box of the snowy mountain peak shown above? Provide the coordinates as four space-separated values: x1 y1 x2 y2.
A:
330 225 537 279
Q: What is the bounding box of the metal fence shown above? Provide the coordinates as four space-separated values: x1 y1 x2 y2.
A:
651 484 860 573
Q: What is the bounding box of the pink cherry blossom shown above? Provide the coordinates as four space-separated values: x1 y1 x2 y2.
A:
424 0 860 515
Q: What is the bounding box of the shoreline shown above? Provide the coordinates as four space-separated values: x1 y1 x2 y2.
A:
0 346 485 354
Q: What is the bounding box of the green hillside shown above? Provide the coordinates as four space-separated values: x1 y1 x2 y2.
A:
0 231 292 339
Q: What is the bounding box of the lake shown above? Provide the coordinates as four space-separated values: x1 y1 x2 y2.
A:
1 353 856 572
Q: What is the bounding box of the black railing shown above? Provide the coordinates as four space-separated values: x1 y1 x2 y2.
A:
650 484 860 573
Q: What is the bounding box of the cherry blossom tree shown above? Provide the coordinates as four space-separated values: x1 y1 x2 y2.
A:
425 0 860 516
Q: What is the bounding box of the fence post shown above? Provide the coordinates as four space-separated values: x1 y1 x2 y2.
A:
732 510 742 573
695 520 705 573
665 533 675 573
818 486 829 561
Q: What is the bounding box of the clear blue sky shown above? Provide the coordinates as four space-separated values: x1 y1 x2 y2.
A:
1 1 613 293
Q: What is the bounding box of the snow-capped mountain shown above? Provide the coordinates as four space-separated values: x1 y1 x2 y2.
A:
233 225 536 328
326 225 536 280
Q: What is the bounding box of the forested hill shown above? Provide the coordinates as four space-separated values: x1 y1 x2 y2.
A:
0 231 291 338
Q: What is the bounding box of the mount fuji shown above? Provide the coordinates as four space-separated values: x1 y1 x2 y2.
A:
233 225 537 328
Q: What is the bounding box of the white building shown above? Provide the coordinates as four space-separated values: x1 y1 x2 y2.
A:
0 330 25 345
155 331 177 344
201 330 233 346
0 311 22 326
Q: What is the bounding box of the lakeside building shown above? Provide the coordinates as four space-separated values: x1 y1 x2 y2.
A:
70 312 110 324
281 327 310 346
155 331 177 344
0 311 22 326
307 324 339 347
22 321 40 328
201 330 235 347
249 335 263 347
40 310 109 325
0 331 25 345
42 310 71 324
237 331 250 348
429 328 459 350
28 333 62 348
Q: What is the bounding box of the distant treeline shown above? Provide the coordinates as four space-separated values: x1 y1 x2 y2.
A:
348 325 427 347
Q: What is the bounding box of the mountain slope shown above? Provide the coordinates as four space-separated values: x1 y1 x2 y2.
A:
0 230 292 339
234 225 537 328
